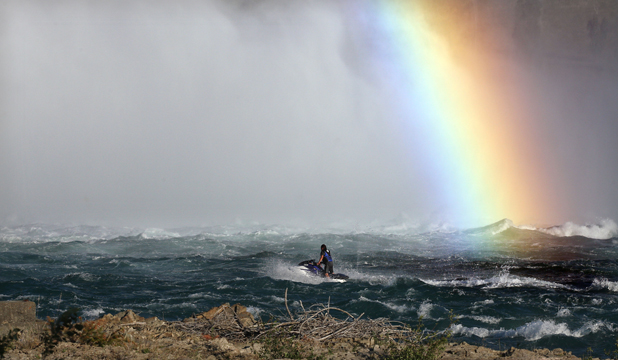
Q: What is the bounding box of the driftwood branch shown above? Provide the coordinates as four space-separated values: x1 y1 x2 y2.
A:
285 288 294 321
173 291 433 344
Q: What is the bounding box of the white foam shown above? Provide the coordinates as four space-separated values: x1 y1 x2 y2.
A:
268 262 327 285
535 219 618 239
468 315 501 324
337 268 394 286
420 271 569 290
451 319 615 341
0 224 142 243
82 308 105 319
185 292 218 300
354 296 414 313
466 218 618 239
492 219 515 235
591 278 618 292
452 324 491 338
270 295 285 303
246 306 262 317
556 308 571 317
140 228 181 240
474 299 494 306
417 300 434 319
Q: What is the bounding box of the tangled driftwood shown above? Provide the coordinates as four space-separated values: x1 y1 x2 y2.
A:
174 302 258 340
174 289 433 344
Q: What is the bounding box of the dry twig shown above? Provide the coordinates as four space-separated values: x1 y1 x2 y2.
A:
170 292 436 345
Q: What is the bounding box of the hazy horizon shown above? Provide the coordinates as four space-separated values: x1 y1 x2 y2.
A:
2 0 617 229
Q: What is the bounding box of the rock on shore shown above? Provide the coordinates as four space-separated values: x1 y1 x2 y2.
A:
0 301 591 360
441 342 592 360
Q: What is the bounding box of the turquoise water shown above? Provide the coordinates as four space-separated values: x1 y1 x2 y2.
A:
1 221 617 357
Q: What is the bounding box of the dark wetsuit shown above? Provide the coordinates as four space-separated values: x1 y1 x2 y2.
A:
320 250 333 275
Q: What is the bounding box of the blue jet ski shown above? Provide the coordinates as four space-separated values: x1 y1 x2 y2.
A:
298 259 349 280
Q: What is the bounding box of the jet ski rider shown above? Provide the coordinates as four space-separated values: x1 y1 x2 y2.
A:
317 244 333 278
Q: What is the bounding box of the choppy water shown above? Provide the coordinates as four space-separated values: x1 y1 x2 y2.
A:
1 219 618 357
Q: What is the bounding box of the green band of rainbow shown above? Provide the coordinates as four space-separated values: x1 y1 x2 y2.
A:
351 1 554 227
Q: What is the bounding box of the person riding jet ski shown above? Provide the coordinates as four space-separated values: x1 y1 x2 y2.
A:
317 244 333 278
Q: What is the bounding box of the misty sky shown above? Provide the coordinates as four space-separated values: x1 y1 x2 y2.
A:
1 0 617 228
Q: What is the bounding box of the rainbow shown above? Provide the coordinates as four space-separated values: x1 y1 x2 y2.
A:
350 1 555 228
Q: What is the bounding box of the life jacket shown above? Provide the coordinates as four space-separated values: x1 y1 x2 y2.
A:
323 249 332 262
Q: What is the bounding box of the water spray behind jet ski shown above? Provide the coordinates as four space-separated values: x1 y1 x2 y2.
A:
298 259 349 280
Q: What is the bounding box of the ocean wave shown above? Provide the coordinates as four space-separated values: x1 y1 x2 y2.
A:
472 218 618 240
417 300 434 318
62 272 101 282
556 308 571 317
246 306 262 317
140 228 181 240
465 315 502 324
337 268 395 286
590 278 618 292
452 319 615 341
82 308 105 319
420 271 570 290
354 296 415 313
465 219 515 236
0 224 141 243
473 299 494 306
536 219 618 240
267 263 327 285
362 218 458 235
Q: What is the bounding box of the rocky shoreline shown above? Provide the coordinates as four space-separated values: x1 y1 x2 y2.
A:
0 301 593 359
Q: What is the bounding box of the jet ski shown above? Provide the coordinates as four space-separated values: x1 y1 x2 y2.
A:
298 259 349 280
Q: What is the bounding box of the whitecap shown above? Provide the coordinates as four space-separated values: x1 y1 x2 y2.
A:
82 308 105 319
267 262 326 285
420 271 569 290
534 219 618 240
556 308 571 317
473 299 494 306
270 296 285 303
246 306 262 317
468 315 501 324
590 278 618 292
355 296 414 313
451 319 615 341
417 300 434 319
140 228 181 240
338 268 394 286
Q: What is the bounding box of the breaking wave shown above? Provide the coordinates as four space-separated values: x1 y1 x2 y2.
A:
478 218 618 240
451 319 615 341
590 278 618 292
538 219 618 239
420 271 570 290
